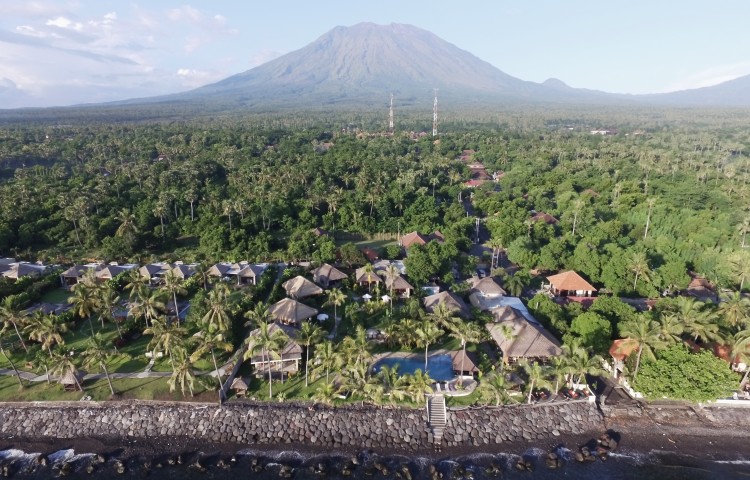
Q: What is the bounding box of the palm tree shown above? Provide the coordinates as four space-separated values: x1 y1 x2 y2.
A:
68 280 99 337
0 330 24 387
81 333 119 396
731 251 750 291
729 329 750 388
628 251 651 291
130 289 166 328
487 238 504 270
245 302 273 328
325 288 346 323
313 339 341 384
361 263 377 293
643 197 657 239
444 318 483 386
313 381 342 406
97 283 122 338
503 271 529 297
168 350 196 397
124 269 149 301
476 372 514 406
658 313 685 345
377 365 408 405
193 262 211 291
618 315 666 380
521 360 552 404
298 322 325 387
201 283 233 335
0 297 28 352
24 311 68 355
414 318 443 373
341 325 372 369
190 331 232 393
244 321 286 398
162 270 187 323
738 217 750 248
404 369 433 404
563 340 605 386
48 348 82 391
114 208 138 245
144 317 186 364
548 356 570 396
719 291 750 331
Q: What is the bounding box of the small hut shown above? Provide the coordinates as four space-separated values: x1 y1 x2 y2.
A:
268 298 319 326
283 276 324 299
60 369 84 391
230 377 249 397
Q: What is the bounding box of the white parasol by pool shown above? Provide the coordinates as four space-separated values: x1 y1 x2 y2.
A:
316 313 329 321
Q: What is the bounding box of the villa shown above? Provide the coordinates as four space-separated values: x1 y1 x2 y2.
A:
268 298 319 326
546 270 597 297
486 306 562 363
246 323 302 379
423 291 472 319
311 263 347 288
283 275 324 299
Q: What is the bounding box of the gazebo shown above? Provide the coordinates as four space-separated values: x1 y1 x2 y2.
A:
230 377 249 397
269 298 318 325
59 369 84 391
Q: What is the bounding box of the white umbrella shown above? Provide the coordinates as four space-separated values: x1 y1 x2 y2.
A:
316 313 329 321
381 294 391 303
362 293 372 302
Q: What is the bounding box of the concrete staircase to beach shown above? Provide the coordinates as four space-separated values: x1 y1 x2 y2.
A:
427 394 447 447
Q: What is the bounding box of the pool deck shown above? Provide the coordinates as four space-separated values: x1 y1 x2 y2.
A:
371 350 477 397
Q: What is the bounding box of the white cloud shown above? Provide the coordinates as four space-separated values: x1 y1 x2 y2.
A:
45 16 83 32
176 67 223 88
662 62 750 92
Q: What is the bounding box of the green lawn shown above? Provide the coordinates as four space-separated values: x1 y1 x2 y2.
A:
40 287 72 304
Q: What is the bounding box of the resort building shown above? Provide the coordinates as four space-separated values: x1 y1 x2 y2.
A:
268 298 319 326
485 306 562 363
139 262 173 284
545 270 597 297
423 291 472 319
283 275 324 300
1 262 48 281
311 263 347 288
354 266 383 288
384 274 414 298
246 323 302 379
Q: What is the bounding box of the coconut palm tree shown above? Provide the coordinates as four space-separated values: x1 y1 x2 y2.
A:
628 251 651 291
361 263 377 293
443 317 483 386
0 297 28 352
48 348 82 391
81 333 120 396
548 356 570 396
168 350 196 397
521 360 552 404
69 279 99 337
245 302 273 328
643 197 657 239
243 321 286 399
193 262 211 291
130 288 167 328
0 330 24 387
377 365 408 405
730 251 750 291
313 381 342 406
718 291 750 331
161 270 187 323
414 318 443 373
190 331 232 392
124 269 149 301
404 369 433 404
324 288 346 323
24 311 68 355
313 339 341 384
201 283 233 335
97 282 121 335
144 317 186 364
341 325 372 369
658 313 685 345
729 329 750 388
298 322 325 387
563 340 605 386
476 372 514 406
114 208 138 246
618 315 666 380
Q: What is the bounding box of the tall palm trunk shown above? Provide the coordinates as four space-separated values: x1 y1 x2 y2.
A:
1 345 23 388
12 321 27 353
424 344 429 373
102 361 115 396
459 342 467 387
634 345 644 380
527 379 535 404
305 346 310 387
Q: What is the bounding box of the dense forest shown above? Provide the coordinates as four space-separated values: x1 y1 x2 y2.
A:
1 106 749 403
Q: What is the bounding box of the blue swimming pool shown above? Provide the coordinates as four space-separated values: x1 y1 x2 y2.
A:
372 354 454 382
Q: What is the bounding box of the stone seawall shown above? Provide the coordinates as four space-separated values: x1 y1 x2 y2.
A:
0 400 604 451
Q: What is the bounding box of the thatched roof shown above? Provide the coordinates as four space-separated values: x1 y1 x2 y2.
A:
283 276 324 299
311 263 347 285
171 264 195 278
95 265 132 280
2 263 46 280
449 350 479 373
269 298 318 324
230 377 248 391
546 271 596 293
385 275 414 292
247 323 303 363
60 265 89 278
354 267 382 284
423 291 471 319
486 309 562 360
469 277 506 296
59 369 84 388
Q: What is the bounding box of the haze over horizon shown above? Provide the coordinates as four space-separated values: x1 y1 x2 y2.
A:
1 0 749 108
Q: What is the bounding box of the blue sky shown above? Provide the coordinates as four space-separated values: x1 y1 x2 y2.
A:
1 0 748 107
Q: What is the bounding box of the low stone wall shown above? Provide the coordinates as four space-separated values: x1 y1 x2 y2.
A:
445 401 602 447
0 400 605 451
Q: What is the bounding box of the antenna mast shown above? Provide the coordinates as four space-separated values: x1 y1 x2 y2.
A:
432 88 438 137
389 93 394 133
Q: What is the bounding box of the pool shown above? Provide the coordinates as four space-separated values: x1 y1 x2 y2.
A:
372 354 454 382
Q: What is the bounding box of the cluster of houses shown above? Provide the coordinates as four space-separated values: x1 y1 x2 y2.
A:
457 150 503 188
0 258 50 281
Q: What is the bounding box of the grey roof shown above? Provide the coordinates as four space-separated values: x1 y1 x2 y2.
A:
385 274 414 292
247 323 303 363
485 308 562 360
354 267 382 284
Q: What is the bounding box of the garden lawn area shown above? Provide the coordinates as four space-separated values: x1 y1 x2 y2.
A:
39 287 72 304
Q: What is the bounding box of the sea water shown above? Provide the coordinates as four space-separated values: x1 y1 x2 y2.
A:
0 446 748 479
